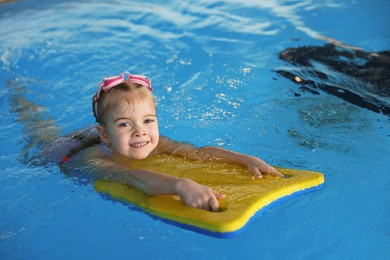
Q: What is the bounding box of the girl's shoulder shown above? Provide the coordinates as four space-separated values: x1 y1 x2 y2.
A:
155 135 196 156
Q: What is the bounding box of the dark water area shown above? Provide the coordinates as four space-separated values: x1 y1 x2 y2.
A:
277 44 390 116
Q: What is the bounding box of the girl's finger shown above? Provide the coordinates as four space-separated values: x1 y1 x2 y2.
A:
208 196 220 212
268 167 285 178
251 167 263 179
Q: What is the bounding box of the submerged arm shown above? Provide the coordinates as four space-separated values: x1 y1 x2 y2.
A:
157 136 284 179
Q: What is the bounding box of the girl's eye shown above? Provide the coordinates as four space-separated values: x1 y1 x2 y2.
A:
119 122 130 127
144 119 154 124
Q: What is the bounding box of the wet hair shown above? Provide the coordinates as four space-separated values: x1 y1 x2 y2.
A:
92 81 155 126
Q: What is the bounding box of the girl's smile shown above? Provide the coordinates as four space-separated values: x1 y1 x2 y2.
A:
130 141 150 148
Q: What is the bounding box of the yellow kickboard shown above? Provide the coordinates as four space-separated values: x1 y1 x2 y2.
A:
94 154 324 238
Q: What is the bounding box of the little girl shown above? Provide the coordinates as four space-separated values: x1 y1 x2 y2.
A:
69 71 284 212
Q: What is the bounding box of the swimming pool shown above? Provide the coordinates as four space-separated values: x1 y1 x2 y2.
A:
0 0 389 259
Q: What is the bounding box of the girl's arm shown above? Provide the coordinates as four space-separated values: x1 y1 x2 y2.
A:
157 136 284 179
70 146 224 212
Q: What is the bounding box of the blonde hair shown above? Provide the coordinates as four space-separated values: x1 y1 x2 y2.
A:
93 81 155 126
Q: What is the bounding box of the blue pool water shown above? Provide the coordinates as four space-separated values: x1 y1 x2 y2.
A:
0 0 389 259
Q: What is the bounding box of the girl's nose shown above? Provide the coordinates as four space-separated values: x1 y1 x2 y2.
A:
133 125 146 137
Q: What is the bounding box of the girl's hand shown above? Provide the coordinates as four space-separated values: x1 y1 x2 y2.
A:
246 156 285 179
175 178 225 212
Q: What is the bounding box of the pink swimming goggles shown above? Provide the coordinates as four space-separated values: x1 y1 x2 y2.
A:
94 71 152 102
93 71 152 122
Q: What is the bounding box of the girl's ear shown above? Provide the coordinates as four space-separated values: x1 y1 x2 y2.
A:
96 125 110 145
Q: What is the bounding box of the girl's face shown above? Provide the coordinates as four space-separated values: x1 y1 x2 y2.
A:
97 97 159 160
